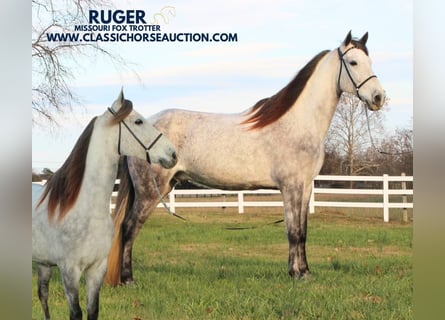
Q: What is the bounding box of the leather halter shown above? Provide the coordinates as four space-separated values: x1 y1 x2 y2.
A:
337 46 377 101
108 108 163 164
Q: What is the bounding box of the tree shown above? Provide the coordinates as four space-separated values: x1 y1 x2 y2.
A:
32 0 128 124
319 148 342 175
32 171 42 182
325 93 386 177
322 96 413 179
369 126 413 176
32 168 54 182
393 127 413 175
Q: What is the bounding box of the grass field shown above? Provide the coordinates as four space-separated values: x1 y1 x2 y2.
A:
32 206 412 319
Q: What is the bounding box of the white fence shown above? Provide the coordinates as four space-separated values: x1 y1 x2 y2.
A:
110 174 413 222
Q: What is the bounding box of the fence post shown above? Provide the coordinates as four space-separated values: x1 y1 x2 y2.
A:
309 180 315 214
238 191 244 214
169 188 176 213
402 172 408 223
383 174 389 222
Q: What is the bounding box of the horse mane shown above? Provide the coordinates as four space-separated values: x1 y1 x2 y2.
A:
241 50 330 130
37 99 133 222
38 117 97 222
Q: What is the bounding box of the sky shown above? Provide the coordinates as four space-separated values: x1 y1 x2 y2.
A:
32 0 413 172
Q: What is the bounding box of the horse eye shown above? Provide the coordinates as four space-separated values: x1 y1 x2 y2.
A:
135 119 143 125
349 61 358 66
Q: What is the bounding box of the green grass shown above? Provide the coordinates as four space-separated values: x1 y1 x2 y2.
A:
32 208 412 319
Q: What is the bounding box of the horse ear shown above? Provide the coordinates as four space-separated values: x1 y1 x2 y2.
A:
359 32 368 45
343 30 352 45
113 88 125 111
118 87 124 103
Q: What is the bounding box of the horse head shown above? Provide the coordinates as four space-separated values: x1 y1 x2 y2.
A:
337 31 386 111
109 89 177 169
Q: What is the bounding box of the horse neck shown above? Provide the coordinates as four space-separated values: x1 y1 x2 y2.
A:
285 50 340 140
77 121 120 217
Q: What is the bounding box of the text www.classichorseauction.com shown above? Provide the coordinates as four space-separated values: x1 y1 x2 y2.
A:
45 8 238 43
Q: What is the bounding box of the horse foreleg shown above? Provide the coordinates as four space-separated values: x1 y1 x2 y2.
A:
37 264 52 320
85 259 107 320
282 182 312 278
60 265 82 320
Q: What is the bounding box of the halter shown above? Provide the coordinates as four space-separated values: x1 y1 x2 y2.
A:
108 108 163 164
337 46 377 101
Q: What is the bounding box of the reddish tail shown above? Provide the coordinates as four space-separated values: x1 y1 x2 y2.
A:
105 157 134 287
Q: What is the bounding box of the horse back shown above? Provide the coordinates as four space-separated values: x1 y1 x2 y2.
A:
148 109 278 189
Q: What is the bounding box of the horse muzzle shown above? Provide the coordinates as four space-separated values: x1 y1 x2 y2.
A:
159 150 177 169
366 91 386 111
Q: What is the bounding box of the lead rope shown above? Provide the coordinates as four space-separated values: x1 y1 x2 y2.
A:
145 162 187 221
144 162 277 226
365 107 413 156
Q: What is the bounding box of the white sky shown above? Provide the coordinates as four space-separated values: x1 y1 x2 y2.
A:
32 0 413 171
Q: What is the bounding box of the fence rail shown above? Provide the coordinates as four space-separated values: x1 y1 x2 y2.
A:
109 174 413 222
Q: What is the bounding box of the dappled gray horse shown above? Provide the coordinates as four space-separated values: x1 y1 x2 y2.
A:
105 31 386 286
32 90 177 319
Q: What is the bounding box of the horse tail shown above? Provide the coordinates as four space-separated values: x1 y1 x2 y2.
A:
105 156 135 287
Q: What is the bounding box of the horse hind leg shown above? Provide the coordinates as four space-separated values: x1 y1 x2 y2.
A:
120 234 135 285
120 185 166 284
37 264 52 320
120 160 174 284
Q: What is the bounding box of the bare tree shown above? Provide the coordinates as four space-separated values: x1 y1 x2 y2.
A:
325 93 386 179
32 0 129 124
370 126 413 176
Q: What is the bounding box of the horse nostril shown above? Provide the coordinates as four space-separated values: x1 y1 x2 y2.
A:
374 94 382 105
172 152 177 161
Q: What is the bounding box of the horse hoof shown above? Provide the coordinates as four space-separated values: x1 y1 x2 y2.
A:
299 271 312 280
288 269 311 279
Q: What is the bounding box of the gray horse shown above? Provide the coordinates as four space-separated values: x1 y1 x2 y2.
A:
32 91 177 319
105 31 386 286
